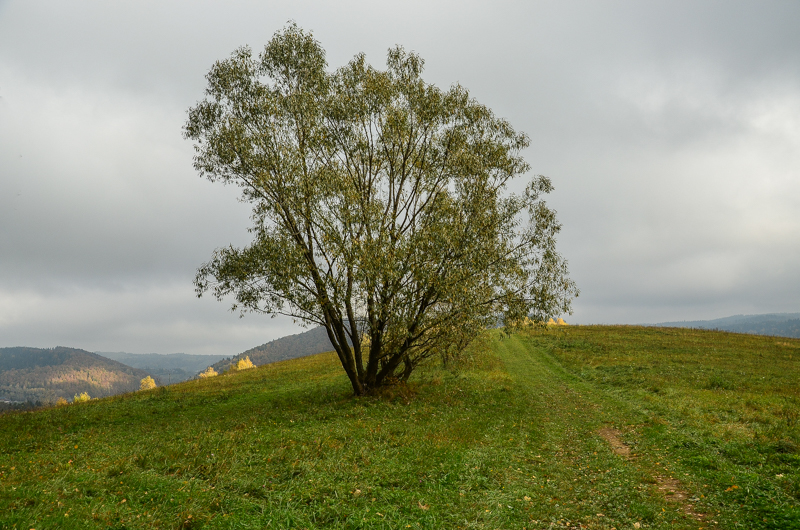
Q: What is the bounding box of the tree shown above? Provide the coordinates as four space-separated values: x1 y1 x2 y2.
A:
139 376 156 391
185 25 578 396
227 356 255 373
198 366 218 378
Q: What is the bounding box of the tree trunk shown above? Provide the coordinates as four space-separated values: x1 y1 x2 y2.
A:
321 319 365 396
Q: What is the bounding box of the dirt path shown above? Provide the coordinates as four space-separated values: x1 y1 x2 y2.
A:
497 335 708 528
597 427 705 521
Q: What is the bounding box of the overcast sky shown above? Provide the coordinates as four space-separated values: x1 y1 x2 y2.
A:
1 1 799 356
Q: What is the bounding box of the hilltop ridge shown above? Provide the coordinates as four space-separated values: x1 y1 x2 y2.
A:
207 326 336 374
654 312 800 338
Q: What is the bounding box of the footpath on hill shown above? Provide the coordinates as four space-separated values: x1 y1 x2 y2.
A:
496 329 800 530
490 334 707 530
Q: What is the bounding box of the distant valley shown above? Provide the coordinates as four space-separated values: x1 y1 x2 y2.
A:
96 327 336 381
95 351 226 384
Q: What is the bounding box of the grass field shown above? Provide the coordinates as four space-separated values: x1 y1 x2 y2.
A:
0 326 798 529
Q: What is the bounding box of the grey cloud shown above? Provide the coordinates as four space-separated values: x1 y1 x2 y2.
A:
1 0 798 351
0 73 251 286
0 282 301 356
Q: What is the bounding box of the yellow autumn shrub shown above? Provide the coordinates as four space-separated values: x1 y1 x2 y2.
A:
226 356 256 373
198 366 218 378
234 356 255 371
73 392 91 403
139 376 157 390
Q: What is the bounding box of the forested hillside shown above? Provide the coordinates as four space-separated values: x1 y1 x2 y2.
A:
0 347 152 404
208 326 336 374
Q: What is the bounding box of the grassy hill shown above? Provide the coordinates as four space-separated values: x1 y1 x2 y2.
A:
0 327 798 529
208 326 337 375
0 347 153 405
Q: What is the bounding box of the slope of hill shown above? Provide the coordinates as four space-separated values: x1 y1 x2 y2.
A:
1 327 797 529
208 326 337 374
0 346 153 404
655 312 800 338
95 352 226 383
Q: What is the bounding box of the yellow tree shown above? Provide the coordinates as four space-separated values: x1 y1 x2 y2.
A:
73 392 91 403
228 356 255 373
198 366 218 378
139 376 157 390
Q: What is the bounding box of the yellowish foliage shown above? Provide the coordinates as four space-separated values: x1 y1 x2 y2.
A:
73 392 91 403
227 356 256 373
139 376 157 390
508 316 539 329
508 316 572 332
55 396 69 406
198 366 218 378
237 356 256 370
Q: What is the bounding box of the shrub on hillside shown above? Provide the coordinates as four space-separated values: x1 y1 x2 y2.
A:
226 356 255 373
508 316 568 331
139 376 157 390
73 392 91 403
198 367 218 378
55 397 69 406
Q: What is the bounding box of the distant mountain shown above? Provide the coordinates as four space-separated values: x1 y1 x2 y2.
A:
654 313 800 339
0 346 154 404
208 326 336 374
95 352 227 384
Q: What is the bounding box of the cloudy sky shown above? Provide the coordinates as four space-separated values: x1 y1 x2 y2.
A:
1 1 799 356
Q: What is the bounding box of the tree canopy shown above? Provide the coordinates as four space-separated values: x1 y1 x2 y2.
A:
185 24 578 395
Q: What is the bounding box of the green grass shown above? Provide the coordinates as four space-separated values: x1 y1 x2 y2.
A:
0 326 798 529
540 326 800 529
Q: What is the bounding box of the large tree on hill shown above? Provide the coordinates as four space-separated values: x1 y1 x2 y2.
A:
185 25 578 396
